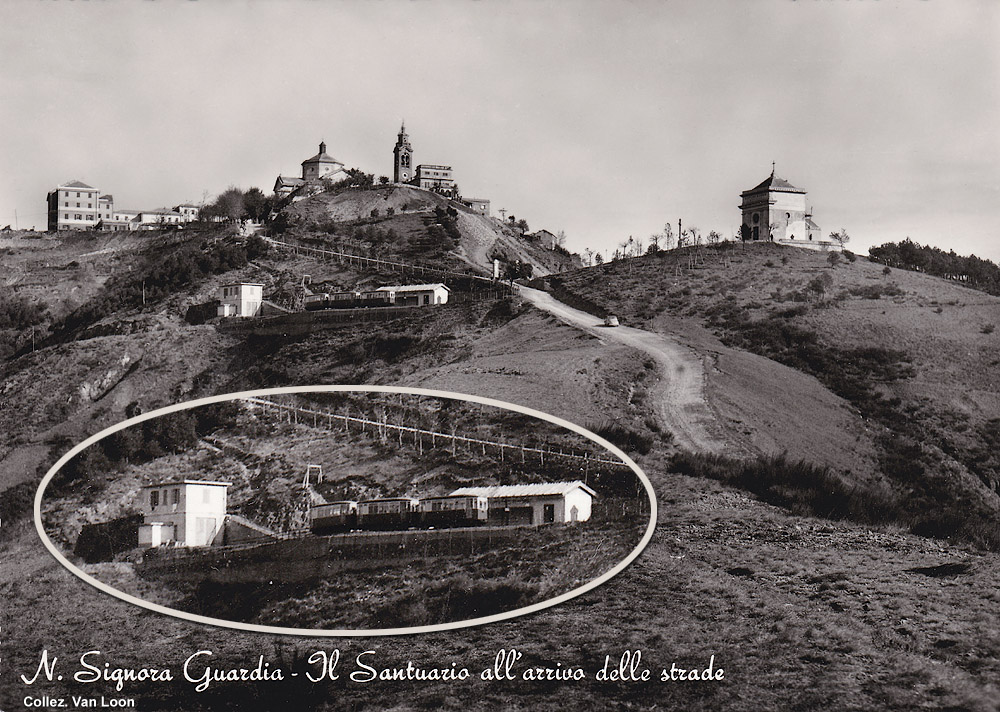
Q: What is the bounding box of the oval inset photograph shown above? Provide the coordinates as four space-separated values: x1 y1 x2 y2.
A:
36 386 655 635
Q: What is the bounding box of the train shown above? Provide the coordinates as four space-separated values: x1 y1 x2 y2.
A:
309 494 489 534
304 290 393 311
303 284 450 311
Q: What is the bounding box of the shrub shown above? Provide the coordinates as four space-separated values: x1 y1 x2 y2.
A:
982 323 995 334
587 421 655 455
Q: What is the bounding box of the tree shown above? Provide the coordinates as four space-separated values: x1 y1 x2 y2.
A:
243 187 272 223
827 252 841 268
379 175 390 185
594 252 605 265
707 230 722 245
555 230 567 248
807 272 834 301
583 248 594 266
830 228 850 247
212 187 245 223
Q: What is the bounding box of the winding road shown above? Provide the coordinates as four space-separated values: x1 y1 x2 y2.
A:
518 285 726 454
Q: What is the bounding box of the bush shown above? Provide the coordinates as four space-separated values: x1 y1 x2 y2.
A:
587 421 655 455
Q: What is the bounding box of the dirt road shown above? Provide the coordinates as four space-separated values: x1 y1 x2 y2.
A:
518 285 727 453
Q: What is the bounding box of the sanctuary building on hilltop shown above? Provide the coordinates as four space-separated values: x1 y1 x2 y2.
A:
739 167 839 251
392 123 458 197
273 141 348 198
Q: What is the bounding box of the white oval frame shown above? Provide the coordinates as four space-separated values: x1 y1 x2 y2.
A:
36 385 657 636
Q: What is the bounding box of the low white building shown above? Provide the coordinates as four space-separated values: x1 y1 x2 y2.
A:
449 480 596 525
138 479 231 548
376 283 450 306
218 282 264 317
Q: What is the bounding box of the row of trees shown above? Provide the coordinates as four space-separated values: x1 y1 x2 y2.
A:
869 238 1000 296
200 186 274 224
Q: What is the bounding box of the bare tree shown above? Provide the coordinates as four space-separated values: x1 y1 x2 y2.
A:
830 228 850 247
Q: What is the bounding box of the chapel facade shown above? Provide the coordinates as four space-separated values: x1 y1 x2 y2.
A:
739 166 823 246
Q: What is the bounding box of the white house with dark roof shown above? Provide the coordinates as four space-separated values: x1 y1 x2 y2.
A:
739 166 833 250
274 141 347 198
376 283 450 306
449 480 596 525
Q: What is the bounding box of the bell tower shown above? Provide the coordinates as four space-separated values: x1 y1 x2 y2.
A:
393 122 413 183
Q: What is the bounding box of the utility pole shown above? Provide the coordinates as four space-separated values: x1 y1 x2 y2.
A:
499 208 507 223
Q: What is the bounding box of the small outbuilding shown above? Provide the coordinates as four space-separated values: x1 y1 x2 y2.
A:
449 480 596 526
218 282 264 317
138 479 231 548
376 283 450 306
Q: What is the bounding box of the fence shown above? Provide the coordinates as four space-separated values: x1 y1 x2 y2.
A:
264 237 509 291
138 524 552 581
246 396 630 469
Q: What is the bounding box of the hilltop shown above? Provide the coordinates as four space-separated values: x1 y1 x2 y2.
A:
534 241 1000 548
277 184 581 277
3 220 1000 709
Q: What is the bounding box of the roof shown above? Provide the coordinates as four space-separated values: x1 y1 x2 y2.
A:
99 194 113 201
376 283 450 293
221 282 264 288
60 180 96 190
142 479 231 488
449 480 598 499
805 217 821 229
416 164 452 171
142 208 181 215
742 172 806 196
358 497 420 503
275 176 305 187
301 149 344 166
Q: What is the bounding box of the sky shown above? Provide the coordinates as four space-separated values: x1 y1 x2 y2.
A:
1 1 998 261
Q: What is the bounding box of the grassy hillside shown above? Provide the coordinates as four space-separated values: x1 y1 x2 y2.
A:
276 184 581 277
538 242 1000 549
5 226 1000 710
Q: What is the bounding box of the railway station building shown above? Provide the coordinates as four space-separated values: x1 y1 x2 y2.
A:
376 283 450 306
449 480 596 526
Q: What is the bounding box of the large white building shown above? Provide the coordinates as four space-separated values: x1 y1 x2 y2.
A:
138 479 231 548
739 167 836 250
449 481 596 526
47 180 101 231
47 179 199 232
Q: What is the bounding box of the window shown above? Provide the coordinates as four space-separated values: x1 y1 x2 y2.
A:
87 203 92 208
63 214 68 219
76 192 80 197
150 491 159 508
76 203 80 208
172 489 179 504
64 202 68 207
74 214 82 220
